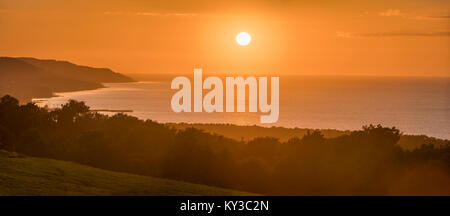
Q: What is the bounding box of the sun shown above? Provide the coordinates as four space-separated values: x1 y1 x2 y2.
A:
236 32 251 46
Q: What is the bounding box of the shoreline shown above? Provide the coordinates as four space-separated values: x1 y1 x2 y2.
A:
28 79 450 141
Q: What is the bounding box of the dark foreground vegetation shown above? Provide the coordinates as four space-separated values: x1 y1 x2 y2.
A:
169 123 449 150
0 95 449 195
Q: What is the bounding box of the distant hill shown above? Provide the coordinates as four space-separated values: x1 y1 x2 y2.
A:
0 150 252 196
20 57 134 84
167 123 349 141
168 123 449 150
0 57 134 102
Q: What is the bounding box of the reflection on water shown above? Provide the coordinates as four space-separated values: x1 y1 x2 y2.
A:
33 77 450 139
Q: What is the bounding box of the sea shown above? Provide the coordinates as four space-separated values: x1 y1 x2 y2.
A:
33 76 450 139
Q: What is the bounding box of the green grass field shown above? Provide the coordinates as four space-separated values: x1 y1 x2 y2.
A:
0 151 252 196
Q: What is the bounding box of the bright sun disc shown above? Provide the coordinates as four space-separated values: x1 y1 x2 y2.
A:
236 32 251 46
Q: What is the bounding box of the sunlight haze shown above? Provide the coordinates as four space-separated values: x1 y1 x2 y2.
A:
0 0 449 76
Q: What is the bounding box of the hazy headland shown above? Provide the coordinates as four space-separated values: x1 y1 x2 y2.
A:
0 57 134 102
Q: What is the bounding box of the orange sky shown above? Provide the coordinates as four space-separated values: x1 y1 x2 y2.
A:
0 0 449 76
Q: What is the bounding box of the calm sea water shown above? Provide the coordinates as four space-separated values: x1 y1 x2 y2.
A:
33 76 450 139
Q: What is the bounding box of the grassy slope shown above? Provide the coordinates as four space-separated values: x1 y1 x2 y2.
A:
0 151 252 196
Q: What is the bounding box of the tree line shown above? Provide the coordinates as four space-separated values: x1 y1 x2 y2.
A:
0 95 449 195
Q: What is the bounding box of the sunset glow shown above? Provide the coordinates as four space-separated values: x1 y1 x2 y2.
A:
236 32 251 46
1 0 448 76
0 0 449 200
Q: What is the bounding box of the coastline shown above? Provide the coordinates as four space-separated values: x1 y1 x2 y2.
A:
30 78 450 141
